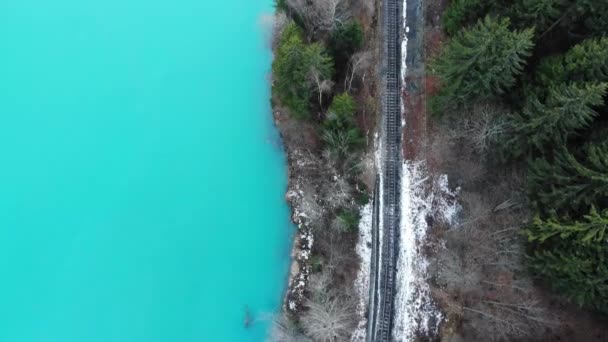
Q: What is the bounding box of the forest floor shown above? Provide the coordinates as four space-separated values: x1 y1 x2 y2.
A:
422 1 608 341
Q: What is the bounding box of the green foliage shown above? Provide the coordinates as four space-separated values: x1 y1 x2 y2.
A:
526 207 608 244
322 93 363 157
506 0 566 32
274 0 288 12
438 0 608 319
335 208 360 233
525 205 608 313
322 128 364 157
528 244 608 314
535 37 608 88
442 0 495 36
572 0 608 35
432 16 534 109
501 82 607 159
529 141 608 215
310 255 323 272
330 21 364 67
354 183 370 205
326 93 356 128
272 22 334 118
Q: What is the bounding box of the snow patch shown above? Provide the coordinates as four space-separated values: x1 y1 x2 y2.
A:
393 161 444 341
350 203 373 342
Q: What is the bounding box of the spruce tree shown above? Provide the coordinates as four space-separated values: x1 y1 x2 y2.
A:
442 0 495 36
525 207 608 314
322 93 362 158
507 0 566 33
535 37 608 88
432 16 534 109
330 21 364 70
501 82 607 159
528 244 608 314
272 22 334 118
526 207 608 244
528 139 608 215
573 0 608 35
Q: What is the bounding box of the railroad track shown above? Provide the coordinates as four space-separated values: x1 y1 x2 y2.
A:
367 0 402 341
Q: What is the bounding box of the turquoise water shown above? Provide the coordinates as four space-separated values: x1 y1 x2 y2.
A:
0 1 291 341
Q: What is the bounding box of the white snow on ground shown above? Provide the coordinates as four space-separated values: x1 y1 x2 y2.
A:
392 0 458 338
435 174 460 225
375 133 385 310
400 0 408 85
393 161 446 341
351 202 373 342
351 134 384 342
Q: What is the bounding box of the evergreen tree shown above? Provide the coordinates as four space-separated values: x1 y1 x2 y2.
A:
507 0 566 33
325 92 356 130
528 243 608 314
442 0 495 36
501 82 607 159
526 206 608 244
572 0 608 35
528 140 608 215
432 16 534 109
272 22 334 118
330 21 364 70
322 93 362 158
535 37 608 88
525 207 608 314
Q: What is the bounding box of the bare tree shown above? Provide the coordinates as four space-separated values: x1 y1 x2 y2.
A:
286 0 350 34
301 295 357 342
270 315 311 342
447 103 509 157
309 67 334 107
345 51 373 91
272 12 290 48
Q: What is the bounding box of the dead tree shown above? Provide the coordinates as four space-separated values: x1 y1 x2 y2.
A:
345 51 373 91
286 0 350 34
270 315 311 342
301 295 357 342
308 66 334 107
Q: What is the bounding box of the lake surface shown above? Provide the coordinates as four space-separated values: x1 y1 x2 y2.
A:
0 1 291 341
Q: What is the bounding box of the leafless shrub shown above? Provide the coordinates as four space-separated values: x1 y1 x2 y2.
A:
345 51 373 91
272 12 290 48
446 103 509 158
309 67 334 107
286 0 350 34
270 315 311 342
463 299 557 341
357 0 376 17
301 294 357 342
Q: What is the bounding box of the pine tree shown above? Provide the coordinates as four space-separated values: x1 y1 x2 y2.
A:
272 22 334 118
528 139 608 215
432 16 534 109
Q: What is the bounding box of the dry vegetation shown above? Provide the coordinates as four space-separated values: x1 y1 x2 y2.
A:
424 2 608 341
270 0 381 341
